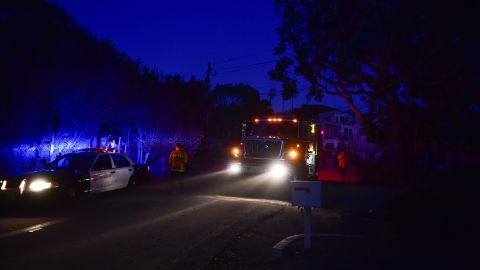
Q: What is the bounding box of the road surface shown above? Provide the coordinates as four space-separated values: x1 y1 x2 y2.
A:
0 170 349 270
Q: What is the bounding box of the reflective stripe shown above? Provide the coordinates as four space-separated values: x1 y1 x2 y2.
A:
169 150 188 172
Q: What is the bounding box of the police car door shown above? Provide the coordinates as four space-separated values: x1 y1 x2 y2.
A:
111 154 134 189
90 154 115 192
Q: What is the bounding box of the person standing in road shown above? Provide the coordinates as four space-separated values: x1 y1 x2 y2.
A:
106 139 117 153
168 143 188 192
305 143 316 180
337 150 349 181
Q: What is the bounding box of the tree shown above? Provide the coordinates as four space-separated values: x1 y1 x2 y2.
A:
291 104 336 122
272 0 480 177
0 0 213 173
207 83 272 142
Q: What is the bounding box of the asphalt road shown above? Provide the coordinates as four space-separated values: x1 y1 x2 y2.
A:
0 169 349 270
4 167 463 270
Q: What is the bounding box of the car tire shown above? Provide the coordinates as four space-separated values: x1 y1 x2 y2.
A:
127 176 136 189
60 185 78 203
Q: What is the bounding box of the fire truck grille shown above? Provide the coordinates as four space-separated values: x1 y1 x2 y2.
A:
244 140 282 159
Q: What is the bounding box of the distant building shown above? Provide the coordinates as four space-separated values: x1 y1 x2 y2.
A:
317 110 380 161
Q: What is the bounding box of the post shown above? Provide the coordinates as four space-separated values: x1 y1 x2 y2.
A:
304 206 312 249
291 181 321 249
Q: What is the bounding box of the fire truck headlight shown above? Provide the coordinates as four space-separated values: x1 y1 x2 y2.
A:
231 147 240 158
287 150 298 159
268 163 289 178
228 163 241 174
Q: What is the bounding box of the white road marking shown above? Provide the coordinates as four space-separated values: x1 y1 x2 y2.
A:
0 219 67 239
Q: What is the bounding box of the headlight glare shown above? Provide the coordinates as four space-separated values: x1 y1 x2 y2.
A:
1 180 7 190
228 163 241 174
231 147 241 157
288 150 298 159
19 179 26 195
28 179 57 192
268 163 289 178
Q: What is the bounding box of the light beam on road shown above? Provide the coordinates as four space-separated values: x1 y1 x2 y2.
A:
0 218 68 239
198 195 290 207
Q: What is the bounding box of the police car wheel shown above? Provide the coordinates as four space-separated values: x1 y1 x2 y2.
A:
127 176 136 188
63 185 78 201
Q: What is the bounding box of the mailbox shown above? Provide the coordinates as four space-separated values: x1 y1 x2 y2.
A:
291 181 321 207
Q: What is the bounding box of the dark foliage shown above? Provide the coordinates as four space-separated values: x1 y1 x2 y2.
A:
387 168 479 267
204 83 272 149
272 0 480 179
0 0 213 172
291 104 336 122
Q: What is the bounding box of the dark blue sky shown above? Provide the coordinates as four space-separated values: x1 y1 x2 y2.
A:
52 0 344 112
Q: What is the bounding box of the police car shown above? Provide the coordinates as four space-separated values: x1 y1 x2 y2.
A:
0 149 147 200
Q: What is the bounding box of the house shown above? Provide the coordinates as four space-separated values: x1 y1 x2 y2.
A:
317 110 379 161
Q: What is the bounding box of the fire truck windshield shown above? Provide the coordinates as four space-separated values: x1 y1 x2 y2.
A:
243 121 299 139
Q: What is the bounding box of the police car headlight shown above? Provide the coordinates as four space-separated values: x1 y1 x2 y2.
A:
268 163 289 178
228 163 241 174
28 178 58 192
1 180 7 190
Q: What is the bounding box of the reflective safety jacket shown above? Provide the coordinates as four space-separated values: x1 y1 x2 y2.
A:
337 152 349 168
169 150 188 172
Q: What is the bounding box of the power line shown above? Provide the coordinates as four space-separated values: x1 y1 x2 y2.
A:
253 83 281 90
212 68 271 79
211 49 274 65
214 60 276 73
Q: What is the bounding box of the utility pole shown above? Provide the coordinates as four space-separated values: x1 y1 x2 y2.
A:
268 88 276 106
204 61 212 90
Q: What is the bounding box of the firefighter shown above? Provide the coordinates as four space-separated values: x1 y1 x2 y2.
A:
305 143 316 179
168 143 188 192
337 150 349 181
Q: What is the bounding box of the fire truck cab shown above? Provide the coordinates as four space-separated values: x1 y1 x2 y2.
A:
228 117 318 180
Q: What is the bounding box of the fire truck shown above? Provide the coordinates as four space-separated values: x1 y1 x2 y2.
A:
228 116 319 180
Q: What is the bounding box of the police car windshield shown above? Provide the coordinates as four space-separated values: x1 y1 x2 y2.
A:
50 154 96 170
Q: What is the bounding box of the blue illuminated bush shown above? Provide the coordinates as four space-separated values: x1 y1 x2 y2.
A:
0 2 213 176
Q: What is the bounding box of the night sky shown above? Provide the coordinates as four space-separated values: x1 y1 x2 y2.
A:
51 0 345 112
